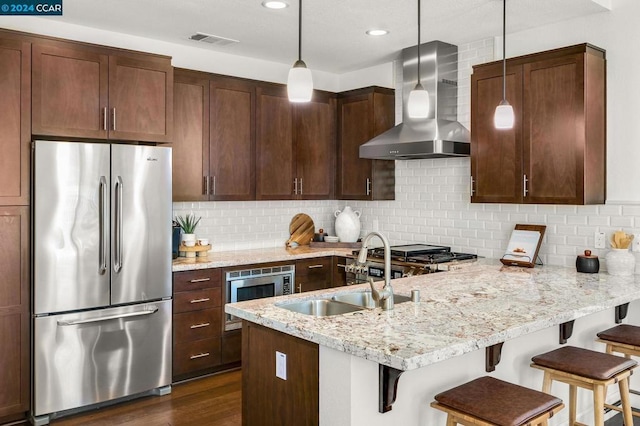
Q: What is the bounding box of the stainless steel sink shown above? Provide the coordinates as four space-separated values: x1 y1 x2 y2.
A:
277 299 365 317
332 290 412 308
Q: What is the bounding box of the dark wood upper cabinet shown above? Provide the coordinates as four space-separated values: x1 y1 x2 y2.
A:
173 71 210 201
32 40 172 143
0 206 30 423
471 43 606 205
172 70 255 201
210 76 256 201
337 87 395 200
0 37 30 207
256 85 336 200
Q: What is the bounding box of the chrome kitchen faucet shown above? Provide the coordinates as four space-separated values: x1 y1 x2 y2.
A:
356 231 394 310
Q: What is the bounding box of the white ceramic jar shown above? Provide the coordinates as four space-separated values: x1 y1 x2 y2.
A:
334 206 361 243
605 248 636 276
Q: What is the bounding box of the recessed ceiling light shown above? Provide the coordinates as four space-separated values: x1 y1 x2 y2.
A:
366 29 389 36
262 1 288 9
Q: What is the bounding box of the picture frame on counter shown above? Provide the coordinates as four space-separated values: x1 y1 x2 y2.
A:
500 224 547 268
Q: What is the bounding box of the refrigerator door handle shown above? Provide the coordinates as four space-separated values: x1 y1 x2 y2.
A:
56 307 159 326
99 176 108 275
114 176 124 273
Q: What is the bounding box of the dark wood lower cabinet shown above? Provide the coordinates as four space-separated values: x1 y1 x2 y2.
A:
0 207 29 423
221 330 242 364
242 322 318 426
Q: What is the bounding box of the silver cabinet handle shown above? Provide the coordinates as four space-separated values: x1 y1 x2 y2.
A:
337 263 347 269
523 174 529 198
57 307 158 326
297 284 302 293
190 322 210 329
300 177 303 195
366 178 372 196
114 176 123 273
98 176 108 275
190 352 210 360
212 176 216 195
112 108 116 131
189 278 211 283
308 264 324 269
190 298 210 304
203 176 209 195
470 176 475 196
294 178 298 195
102 107 107 131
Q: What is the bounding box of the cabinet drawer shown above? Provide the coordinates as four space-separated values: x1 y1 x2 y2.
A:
296 257 332 292
173 288 221 313
174 308 221 343
173 338 221 377
174 269 221 292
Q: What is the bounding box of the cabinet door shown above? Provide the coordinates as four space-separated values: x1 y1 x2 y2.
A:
470 64 523 203
0 38 30 206
256 86 295 200
295 257 332 293
173 71 210 201
32 42 108 139
332 256 347 288
295 94 336 199
370 91 396 200
210 77 256 200
108 55 173 143
0 207 29 421
523 54 586 204
337 93 372 200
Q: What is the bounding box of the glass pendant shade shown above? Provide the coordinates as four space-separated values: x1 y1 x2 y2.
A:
407 83 429 118
494 100 515 129
287 60 313 102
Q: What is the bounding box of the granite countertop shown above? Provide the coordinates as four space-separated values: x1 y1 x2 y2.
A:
225 260 640 371
172 246 353 271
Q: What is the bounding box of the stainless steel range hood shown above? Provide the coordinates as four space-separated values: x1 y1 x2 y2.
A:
360 41 470 160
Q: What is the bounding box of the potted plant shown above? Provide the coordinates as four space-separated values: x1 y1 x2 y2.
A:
175 214 201 247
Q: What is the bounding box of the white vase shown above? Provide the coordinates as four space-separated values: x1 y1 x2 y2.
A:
182 233 196 247
334 206 361 243
605 248 636 276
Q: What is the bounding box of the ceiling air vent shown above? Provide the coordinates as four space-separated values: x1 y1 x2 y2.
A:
189 32 239 47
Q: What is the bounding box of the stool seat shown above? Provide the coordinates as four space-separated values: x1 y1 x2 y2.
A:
433 376 563 426
597 324 640 347
531 346 637 380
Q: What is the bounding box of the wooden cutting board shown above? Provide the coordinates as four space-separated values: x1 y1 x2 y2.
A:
286 213 315 247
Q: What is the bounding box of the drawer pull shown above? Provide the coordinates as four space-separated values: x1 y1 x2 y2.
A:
190 352 210 360
190 322 210 329
189 277 211 283
337 263 347 268
190 298 210 304
308 264 324 269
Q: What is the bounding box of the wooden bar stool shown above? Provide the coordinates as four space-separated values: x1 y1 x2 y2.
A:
531 346 637 426
597 324 640 418
431 376 564 426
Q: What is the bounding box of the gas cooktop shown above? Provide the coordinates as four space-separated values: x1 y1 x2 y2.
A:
353 244 478 264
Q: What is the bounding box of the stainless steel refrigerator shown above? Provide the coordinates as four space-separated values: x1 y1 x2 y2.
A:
32 140 172 424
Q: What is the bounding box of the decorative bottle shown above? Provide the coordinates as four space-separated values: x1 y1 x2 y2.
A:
334 206 361 243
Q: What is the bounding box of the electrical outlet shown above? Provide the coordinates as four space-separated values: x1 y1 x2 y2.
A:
594 231 606 249
633 234 640 252
276 351 287 380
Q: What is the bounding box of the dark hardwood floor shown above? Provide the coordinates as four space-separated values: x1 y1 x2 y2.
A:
50 370 242 426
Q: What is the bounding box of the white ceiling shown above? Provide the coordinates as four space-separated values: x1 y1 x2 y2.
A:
44 0 611 74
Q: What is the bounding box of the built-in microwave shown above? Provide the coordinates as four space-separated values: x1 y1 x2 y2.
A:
225 264 295 331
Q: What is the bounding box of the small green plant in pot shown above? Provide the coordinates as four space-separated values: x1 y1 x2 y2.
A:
175 214 201 247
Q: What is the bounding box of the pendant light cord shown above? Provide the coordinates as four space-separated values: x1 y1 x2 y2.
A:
501 0 506 100
298 0 303 61
417 0 421 85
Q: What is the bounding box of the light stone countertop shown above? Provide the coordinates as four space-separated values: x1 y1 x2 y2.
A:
225 260 640 371
172 246 353 272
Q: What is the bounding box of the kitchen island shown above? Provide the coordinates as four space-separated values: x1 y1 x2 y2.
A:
226 260 640 425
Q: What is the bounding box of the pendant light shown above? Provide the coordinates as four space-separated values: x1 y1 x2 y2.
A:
494 0 515 129
407 0 429 118
287 0 313 102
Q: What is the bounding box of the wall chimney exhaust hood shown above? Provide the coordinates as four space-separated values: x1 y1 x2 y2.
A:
359 41 470 160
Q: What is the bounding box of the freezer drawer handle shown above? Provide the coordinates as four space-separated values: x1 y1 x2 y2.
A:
189 278 211 283
190 352 210 360
57 307 159 326
190 322 210 329
190 298 210 304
